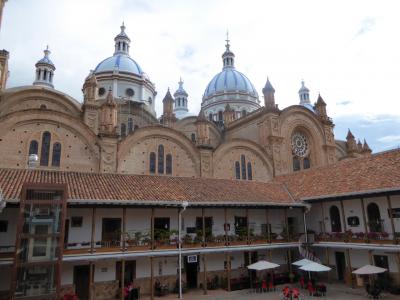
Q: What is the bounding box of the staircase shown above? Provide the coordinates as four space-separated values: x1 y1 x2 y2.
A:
298 233 321 263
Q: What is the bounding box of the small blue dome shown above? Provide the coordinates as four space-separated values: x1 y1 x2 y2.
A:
94 54 143 75
203 68 258 99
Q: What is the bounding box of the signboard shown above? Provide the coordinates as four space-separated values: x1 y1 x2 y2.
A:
187 255 197 263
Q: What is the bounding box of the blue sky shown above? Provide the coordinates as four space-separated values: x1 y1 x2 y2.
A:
1 0 399 152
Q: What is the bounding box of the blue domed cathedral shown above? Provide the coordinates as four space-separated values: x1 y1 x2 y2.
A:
0 2 399 300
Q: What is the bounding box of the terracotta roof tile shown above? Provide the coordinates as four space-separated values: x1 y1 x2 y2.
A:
0 169 294 206
274 149 400 200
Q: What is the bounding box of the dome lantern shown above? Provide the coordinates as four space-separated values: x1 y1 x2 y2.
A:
114 22 131 55
33 45 56 88
299 80 310 105
222 32 235 69
173 77 189 119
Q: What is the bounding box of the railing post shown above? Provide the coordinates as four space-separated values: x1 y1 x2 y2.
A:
320 202 326 234
284 207 289 242
340 200 347 232
360 197 368 238
265 207 271 243
122 207 126 251
202 207 206 247
150 257 154 300
151 207 155 250
120 259 125 300
226 252 231 292
203 254 207 294
246 208 250 244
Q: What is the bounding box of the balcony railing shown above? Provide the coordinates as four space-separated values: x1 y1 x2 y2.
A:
63 228 300 255
315 230 397 244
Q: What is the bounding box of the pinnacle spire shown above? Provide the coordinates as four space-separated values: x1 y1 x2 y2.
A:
114 22 130 55
33 45 56 88
346 129 355 140
222 32 235 69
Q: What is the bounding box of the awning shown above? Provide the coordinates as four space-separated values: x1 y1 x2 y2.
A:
299 262 331 272
292 258 314 267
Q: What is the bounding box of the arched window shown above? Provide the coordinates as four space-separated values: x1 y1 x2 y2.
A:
40 131 51 166
242 110 247 117
191 133 196 143
51 142 61 167
329 205 342 232
209 113 213 121
247 162 252 180
43 70 47 81
158 145 164 174
235 161 240 179
166 154 172 175
241 155 247 180
121 123 126 138
293 157 301 171
128 118 133 133
177 99 181 107
149 152 156 174
303 157 310 169
218 111 223 121
29 140 38 155
367 203 382 232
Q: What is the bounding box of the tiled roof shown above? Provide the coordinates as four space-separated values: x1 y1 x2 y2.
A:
0 169 295 206
275 149 400 201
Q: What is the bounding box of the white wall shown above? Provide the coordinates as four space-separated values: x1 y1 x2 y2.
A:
66 208 92 244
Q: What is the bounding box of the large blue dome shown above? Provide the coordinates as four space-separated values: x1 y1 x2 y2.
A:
94 54 143 75
203 68 258 100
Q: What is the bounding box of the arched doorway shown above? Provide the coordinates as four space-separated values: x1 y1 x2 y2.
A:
367 203 382 232
329 205 342 232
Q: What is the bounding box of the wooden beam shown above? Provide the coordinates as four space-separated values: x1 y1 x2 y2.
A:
120 260 125 300
90 207 96 253
368 250 373 265
226 253 231 292
151 207 155 250
386 194 396 242
224 207 228 245
150 257 154 300
287 249 293 282
203 254 207 295
340 200 347 232
360 197 368 235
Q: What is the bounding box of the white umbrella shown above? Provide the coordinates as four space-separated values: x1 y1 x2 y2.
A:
300 262 331 272
247 260 280 270
292 258 314 267
352 265 387 275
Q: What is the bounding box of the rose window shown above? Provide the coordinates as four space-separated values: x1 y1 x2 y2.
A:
291 132 309 157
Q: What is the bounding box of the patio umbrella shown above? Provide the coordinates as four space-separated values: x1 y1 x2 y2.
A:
247 260 280 292
247 260 280 270
352 265 387 275
299 262 331 272
292 258 314 267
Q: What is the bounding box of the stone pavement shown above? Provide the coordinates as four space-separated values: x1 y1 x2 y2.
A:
134 283 399 300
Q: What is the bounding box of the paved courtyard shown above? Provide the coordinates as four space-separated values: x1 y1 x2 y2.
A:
138 283 399 300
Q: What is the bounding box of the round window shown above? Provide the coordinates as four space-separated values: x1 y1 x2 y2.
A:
291 132 309 157
126 88 134 97
98 87 106 96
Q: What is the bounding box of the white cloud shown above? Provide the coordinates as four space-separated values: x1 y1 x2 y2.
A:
378 135 400 143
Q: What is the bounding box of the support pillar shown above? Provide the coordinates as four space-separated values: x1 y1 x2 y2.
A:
340 200 347 232
360 197 368 237
89 262 94 300
345 249 354 288
202 207 206 247
224 207 228 245
288 249 293 282
90 207 96 253
122 207 126 251
150 257 154 300
246 208 250 244
325 247 330 283
151 208 155 249
120 260 125 300
320 202 326 234
386 195 396 242
265 208 271 242
284 207 289 241
203 254 207 295
226 253 231 292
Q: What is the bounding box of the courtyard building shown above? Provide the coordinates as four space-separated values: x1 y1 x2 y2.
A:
0 2 399 300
